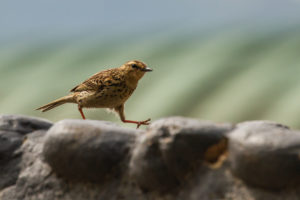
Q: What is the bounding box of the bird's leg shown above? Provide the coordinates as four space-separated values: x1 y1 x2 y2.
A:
114 105 151 129
122 118 151 129
78 105 86 120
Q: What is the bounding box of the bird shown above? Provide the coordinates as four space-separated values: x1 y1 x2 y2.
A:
36 60 153 128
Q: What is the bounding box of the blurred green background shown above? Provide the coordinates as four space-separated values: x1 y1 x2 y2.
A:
1 1 300 128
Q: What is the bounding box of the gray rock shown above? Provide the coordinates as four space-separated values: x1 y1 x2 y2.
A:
1 130 57 200
0 115 52 191
228 121 300 189
0 114 52 135
130 117 232 192
43 119 137 183
0 131 22 162
0 131 22 190
2 115 300 200
0 115 52 163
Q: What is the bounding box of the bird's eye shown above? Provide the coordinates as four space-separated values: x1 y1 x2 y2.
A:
131 64 139 69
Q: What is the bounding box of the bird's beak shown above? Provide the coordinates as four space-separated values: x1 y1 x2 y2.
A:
142 67 153 72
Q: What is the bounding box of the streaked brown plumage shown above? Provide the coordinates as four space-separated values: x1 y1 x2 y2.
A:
37 60 152 128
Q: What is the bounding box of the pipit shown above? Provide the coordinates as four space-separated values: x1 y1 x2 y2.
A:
37 60 152 128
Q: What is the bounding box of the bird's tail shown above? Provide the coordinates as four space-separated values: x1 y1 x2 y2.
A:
36 94 75 112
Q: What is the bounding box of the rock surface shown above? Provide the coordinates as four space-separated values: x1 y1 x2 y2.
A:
130 117 232 192
43 119 137 182
0 115 52 134
0 114 300 200
228 121 300 189
0 115 52 191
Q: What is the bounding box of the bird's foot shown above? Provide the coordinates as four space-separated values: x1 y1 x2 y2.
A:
136 118 151 129
122 118 151 129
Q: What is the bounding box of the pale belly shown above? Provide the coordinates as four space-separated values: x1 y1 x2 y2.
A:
75 87 134 108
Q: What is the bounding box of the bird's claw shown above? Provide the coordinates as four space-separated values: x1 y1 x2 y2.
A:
136 118 151 129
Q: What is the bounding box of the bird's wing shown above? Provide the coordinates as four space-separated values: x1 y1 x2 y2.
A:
70 68 123 92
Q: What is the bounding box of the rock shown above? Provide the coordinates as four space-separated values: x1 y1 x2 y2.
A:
0 114 52 163
176 161 234 200
130 117 232 192
0 130 58 200
0 114 52 135
43 119 138 183
0 131 22 162
228 121 300 189
0 114 52 164
0 131 22 190
0 115 52 191
2 114 300 200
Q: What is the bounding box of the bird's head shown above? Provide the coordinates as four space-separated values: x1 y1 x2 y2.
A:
120 60 153 81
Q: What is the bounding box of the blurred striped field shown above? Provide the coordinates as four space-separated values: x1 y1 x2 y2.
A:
1 27 300 128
